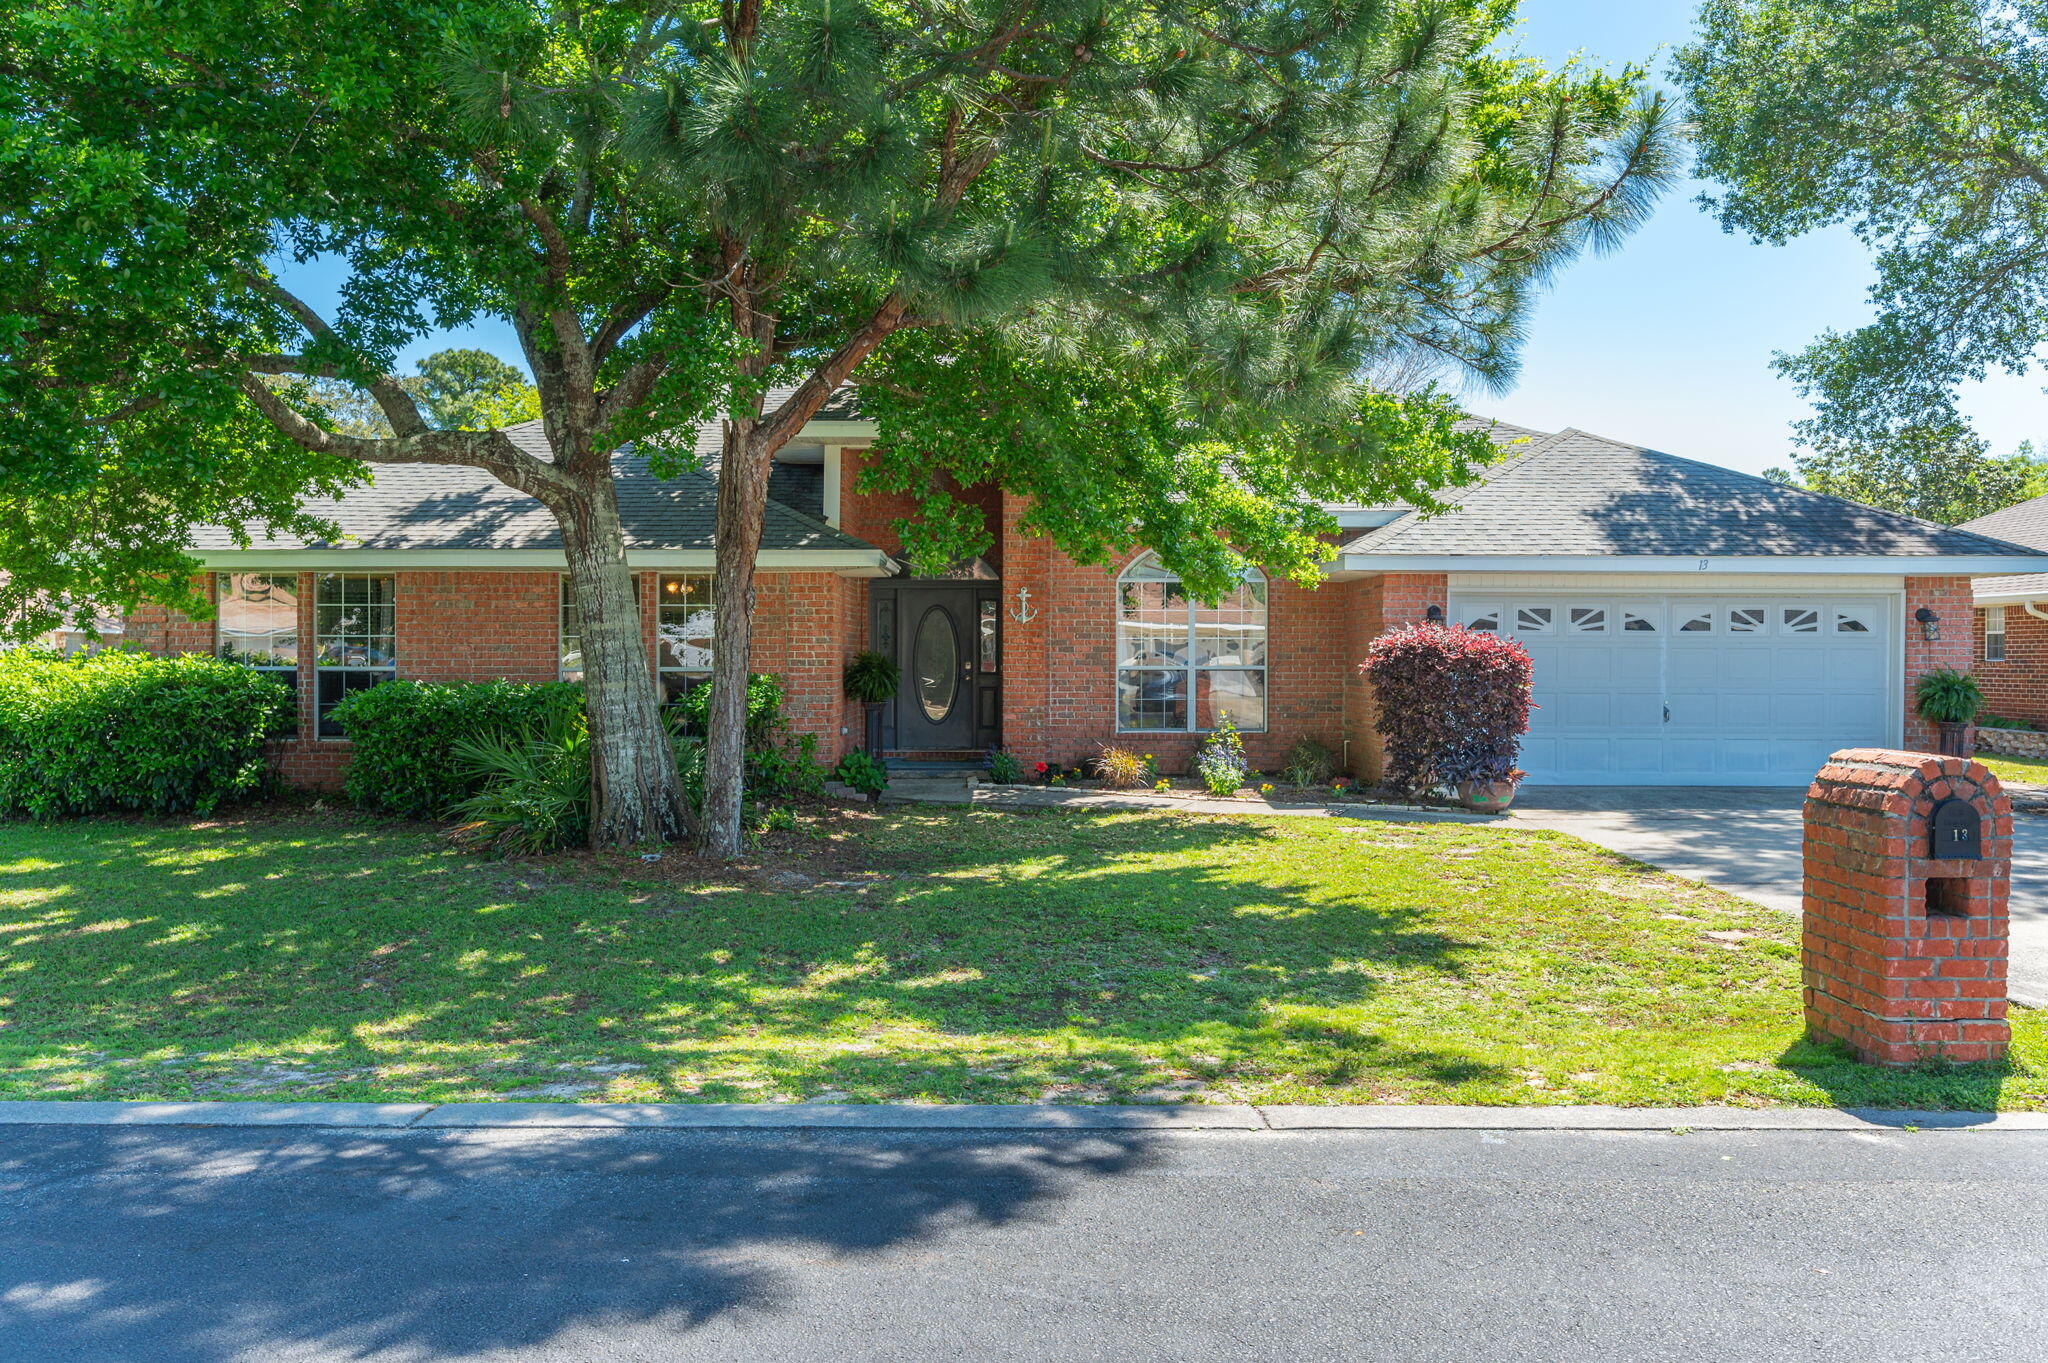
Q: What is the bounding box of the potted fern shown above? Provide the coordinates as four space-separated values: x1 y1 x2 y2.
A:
1915 666 1985 758
843 650 900 756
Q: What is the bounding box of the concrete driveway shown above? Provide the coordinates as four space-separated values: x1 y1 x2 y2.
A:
1508 787 2048 1007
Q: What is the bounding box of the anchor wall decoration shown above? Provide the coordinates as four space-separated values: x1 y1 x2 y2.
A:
1009 587 1039 624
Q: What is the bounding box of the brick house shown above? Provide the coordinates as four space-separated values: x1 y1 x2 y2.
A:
1956 494 2048 731
113 410 2048 790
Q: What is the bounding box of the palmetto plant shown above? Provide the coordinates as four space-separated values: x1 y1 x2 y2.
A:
451 709 592 854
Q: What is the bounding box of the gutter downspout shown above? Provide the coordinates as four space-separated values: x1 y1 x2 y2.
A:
2026 601 2048 625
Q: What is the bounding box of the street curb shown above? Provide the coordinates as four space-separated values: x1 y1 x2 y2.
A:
0 1100 2043 1132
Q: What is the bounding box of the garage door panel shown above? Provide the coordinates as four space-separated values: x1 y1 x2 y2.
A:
1454 591 1896 787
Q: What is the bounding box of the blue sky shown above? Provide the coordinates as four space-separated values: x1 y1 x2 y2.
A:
289 0 2044 478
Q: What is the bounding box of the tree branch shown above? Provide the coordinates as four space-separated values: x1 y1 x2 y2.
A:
238 273 431 437
235 371 574 503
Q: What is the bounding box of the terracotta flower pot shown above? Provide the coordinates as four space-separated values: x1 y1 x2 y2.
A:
1457 778 1519 813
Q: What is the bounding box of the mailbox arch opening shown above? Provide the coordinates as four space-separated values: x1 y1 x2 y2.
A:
1924 877 1970 918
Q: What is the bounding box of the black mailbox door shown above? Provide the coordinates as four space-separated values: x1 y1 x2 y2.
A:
1930 799 1983 859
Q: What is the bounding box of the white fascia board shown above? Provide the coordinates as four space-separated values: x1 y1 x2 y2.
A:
1972 588 2048 607
798 420 876 439
1335 553 2048 576
195 547 896 576
1328 508 1407 529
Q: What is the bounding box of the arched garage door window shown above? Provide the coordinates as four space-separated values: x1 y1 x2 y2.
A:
1115 553 1267 732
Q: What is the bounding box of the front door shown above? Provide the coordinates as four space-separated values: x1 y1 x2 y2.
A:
871 581 1000 752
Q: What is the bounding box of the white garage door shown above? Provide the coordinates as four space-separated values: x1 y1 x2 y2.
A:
1446 595 1896 786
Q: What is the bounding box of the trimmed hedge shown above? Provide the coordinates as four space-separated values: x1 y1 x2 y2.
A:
330 678 585 818
1364 623 1533 797
0 649 294 818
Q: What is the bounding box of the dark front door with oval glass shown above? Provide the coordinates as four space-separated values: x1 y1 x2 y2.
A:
870 582 1000 752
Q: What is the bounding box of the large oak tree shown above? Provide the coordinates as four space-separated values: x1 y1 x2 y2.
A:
3 1 1675 854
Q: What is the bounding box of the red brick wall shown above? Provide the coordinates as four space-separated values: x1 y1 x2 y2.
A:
1342 572 1450 782
126 567 865 791
1974 602 2048 729
1904 576 1976 752
991 499 1398 775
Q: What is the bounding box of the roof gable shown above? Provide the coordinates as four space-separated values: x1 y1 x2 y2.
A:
1959 490 2048 552
191 420 875 557
1343 428 2043 560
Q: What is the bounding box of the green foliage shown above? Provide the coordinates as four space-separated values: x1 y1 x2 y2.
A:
297 348 541 438
1915 667 1985 724
0 649 292 818
1095 745 1147 790
1676 1 2048 446
1282 738 1340 788
842 651 900 704
1194 718 1250 797
1763 423 2048 524
986 748 1024 784
672 673 824 799
1 0 1680 624
831 750 890 798
450 707 591 855
329 679 586 819
1977 713 2036 732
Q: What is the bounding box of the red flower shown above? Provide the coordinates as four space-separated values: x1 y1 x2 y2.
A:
1034 761 1049 774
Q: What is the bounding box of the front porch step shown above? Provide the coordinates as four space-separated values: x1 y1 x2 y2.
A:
878 772 978 805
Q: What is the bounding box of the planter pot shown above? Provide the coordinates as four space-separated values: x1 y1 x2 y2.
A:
862 700 886 756
1935 721 1976 758
1457 779 1520 813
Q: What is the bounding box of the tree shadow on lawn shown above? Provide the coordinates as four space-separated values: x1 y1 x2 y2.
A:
1769 1031 2037 1116
0 1122 1161 1361
0 809 1501 1099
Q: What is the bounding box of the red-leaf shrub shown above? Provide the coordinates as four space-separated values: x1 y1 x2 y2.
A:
1362 624 1533 796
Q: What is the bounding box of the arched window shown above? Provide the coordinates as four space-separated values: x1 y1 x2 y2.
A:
1115 553 1267 732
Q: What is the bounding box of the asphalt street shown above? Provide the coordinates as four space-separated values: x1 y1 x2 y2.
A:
3 1122 2044 1362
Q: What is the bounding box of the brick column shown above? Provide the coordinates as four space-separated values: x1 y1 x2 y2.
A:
1903 575 1974 752
1802 748 2011 1065
1345 571 1449 781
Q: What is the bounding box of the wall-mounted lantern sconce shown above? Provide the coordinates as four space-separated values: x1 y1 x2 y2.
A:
1424 604 1445 624
1915 606 1940 642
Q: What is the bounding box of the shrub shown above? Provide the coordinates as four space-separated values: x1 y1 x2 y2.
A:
986 747 1024 784
330 679 585 819
1915 666 1984 724
1281 737 1338 787
1364 624 1533 798
671 673 825 799
0 649 294 818
1193 716 1249 796
831 749 889 797
449 708 590 854
1096 744 1147 789
1978 712 2037 732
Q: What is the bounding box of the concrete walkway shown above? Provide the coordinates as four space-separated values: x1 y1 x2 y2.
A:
1508 787 2048 1007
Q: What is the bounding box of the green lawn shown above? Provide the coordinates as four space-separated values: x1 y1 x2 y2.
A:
1 805 2040 1109
1976 751 2048 788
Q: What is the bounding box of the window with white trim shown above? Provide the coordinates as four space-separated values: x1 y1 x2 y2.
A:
560 578 583 682
313 573 395 737
1115 553 1267 732
1987 606 2008 662
217 573 300 730
655 573 716 704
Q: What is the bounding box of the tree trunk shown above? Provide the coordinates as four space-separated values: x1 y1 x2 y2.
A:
559 477 688 847
701 418 774 858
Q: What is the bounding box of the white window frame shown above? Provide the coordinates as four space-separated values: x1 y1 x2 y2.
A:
655 572 716 705
560 576 583 682
312 573 396 738
1115 553 1268 733
1986 606 2008 663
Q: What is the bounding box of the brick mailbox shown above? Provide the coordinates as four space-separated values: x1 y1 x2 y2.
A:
1802 748 2011 1066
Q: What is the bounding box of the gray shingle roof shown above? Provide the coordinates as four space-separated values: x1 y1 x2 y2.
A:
192 420 877 555
1959 492 2048 551
1322 417 1545 516
1342 427 2046 560
1973 572 2048 599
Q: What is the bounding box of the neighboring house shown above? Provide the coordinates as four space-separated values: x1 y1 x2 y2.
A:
116 408 2048 790
1957 494 2048 729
